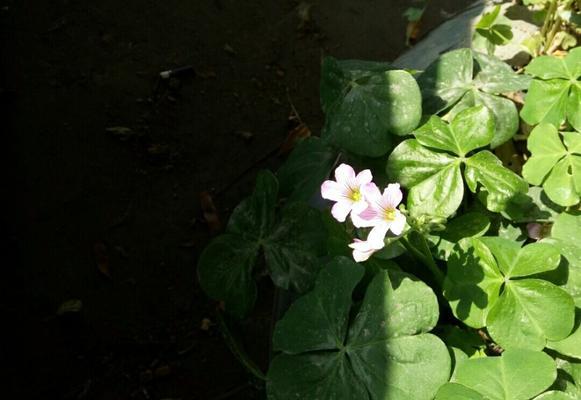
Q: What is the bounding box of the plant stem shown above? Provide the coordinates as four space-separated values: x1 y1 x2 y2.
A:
540 0 559 54
216 311 267 381
400 235 445 288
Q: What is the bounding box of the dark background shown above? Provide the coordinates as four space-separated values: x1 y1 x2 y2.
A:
1 1 472 398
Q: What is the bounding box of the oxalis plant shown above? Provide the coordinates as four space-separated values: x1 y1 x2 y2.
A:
198 12 581 400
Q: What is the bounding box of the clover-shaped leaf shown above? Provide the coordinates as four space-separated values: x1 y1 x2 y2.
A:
320 57 422 157
198 171 326 317
436 349 557 400
521 47 581 131
387 105 527 218
267 257 450 400
445 236 575 351
522 123 581 207
417 48 530 147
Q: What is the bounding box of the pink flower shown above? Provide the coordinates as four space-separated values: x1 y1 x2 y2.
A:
356 183 406 248
320 163 373 223
348 238 384 262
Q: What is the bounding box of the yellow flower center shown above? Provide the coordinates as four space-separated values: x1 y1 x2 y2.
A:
384 209 396 221
352 191 362 202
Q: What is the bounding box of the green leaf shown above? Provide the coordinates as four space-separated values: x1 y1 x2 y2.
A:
388 106 526 218
277 137 336 203
552 358 581 396
522 123 568 186
440 212 491 243
228 170 278 239
272 257 363 353
268 258 450 400
407 162 464 218
475 238 575 350
543 213 581 307
321 58 421 157
450 349 557 400
567 84 581 132
447 89 520 148
548 308 581 360
415 105 493 156
444 238 503 328
264 202 326 292
464 150 528 212
486 279 574 350
197 235 259 318
526 55 572 80
386 139 458 187
521 79 571 128
522 124 581 207
434 212 490 261
522 49 581 129
502 186 564 223
417 48 473 114
475 5 501 30
534 391 577 400
473 51 530 94
436 383 485 400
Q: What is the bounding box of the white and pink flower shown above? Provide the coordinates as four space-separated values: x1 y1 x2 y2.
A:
320 163 372 223
321 164 406 263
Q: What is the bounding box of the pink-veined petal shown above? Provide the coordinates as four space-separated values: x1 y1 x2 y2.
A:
351 207 377 228
334 163 356 184
361 182 382 205
355 169 373 186
367 223 390 248
348 239 378 262
389 210 406 236
321 180 350 201
331 200 353 222
382 183 403 209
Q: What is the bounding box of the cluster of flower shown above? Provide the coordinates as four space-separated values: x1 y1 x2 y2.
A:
320 163 406 262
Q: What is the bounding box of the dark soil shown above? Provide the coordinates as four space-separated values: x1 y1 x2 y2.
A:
1 0 472 398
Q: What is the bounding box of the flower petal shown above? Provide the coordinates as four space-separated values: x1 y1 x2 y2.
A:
361 182 382 205
334 163 356 184
321 180 349 201
355 169 373 186
367 223 390 248
331 200 352 222
389 210 406 236
351 199 369 215
351 207 378 228
349 239 377 262
382 183 403 209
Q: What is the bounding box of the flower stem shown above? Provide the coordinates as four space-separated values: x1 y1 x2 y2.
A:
400 234 445 288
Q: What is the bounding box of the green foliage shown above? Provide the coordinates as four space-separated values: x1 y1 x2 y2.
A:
197 40 581 398
473 5 514 55
320 57 422 157
436 349 557 400
445 237 575 350
277 137 337 203
522 123 581 206
198 171 327 317
387 105 527 218
417 48 530 147
521 47 581 131
267 257 450 400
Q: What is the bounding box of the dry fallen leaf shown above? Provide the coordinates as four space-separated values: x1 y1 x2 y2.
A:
199 191 222 234
94 242 111 278
279 109 311 155
200 318 213 331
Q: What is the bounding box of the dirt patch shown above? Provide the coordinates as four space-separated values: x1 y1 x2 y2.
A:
1 0 472 398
